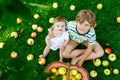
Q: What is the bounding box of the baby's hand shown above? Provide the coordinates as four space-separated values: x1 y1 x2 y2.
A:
77 60 83 67
39 54 44 58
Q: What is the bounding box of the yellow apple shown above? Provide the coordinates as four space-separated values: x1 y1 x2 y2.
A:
16 18 22 24
27 54 34 61
70 5 75 11
102 60 109 66
52 2 58 8
0 26 2 30
34 14 40 19
117 17 120 23
49 17 54 23
11 32 18 38
38 57 46 65
90 70 98 77
113 68 119 74
32 24 38 30
31 32 37 38
58 66 67 75
27 38 34 45
0 42 5 48
37 27 43 32
93 58 101 66
70 69 78 75
97 3 103 9
75 73 82 80
62 75 67 80
10 51 17 58
108 54 116 61
104 69 111 75
50 67 58 74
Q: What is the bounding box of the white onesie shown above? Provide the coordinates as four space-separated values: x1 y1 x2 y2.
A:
50 31 69 50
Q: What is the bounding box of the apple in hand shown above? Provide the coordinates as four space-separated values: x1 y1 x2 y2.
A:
102 60 109 66
108 54 116 61
93 58 101 66
105 48 112 54
58 66 67 75
104 69 111 75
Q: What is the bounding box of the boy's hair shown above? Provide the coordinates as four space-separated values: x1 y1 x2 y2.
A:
53 16 66 24
76 9 96 27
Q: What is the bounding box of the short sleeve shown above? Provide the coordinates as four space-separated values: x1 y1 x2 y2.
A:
64 31 69 40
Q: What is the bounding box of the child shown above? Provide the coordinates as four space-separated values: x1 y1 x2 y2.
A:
62 9 104 66
39 16 69 62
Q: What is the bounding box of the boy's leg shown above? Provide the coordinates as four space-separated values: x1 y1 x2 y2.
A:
62 39 79 58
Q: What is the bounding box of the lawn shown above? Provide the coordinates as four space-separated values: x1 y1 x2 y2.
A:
0 0 120 80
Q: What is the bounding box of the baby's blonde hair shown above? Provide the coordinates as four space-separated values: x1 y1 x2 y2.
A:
53 16 66 25
76 9 96 27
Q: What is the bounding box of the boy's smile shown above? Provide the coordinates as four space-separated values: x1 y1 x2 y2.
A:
76 20 91 34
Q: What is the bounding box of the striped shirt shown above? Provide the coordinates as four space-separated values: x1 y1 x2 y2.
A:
66 21 96 45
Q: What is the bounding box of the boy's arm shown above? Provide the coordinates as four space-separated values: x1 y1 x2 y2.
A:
77 44 94 66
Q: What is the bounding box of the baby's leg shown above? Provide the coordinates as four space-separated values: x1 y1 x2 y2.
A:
62 40 79 58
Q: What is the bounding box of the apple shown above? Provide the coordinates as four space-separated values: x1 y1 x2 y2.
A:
27 38 34 45
0 42 5 48
50 67 58 74
38 57 46 65
97 3 103 9
58 66 67 75
105 48 112 54
32 24 38 30
70 69 78 75
102 60 109 66
117 17 120 23
0 26 2 30
108 54 116 61
27 54 34 61
75 73 82 80
113 68 119 74
104 69 111 75
34 14 40 19
70 5 75 11
37 27 43 32
11 32 18 38
62 75 67 80
10 51 17 58
16 18 22 24
90 70 97 77
93 58 101 66
52 2 58 8
49 17 54 24
31 32 37 38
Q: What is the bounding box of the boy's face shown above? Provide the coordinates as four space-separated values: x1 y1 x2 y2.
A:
76 20 91 34
54 21 66 34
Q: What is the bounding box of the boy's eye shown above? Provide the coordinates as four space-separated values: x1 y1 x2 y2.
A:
62 25 64 27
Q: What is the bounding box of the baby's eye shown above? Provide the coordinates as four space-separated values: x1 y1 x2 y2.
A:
85 24 89 26
57 25 60 27
61 25 65 27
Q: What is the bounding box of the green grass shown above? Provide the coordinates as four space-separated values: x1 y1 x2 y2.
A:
0 0 120 80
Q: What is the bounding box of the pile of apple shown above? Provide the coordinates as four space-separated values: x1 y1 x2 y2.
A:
46 62 89 80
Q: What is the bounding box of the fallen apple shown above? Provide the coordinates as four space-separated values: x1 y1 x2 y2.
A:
11 32 18 38
70 5 75 11
117 17 120 23
38 57 46 65
58 66 67 75
97 3 103 9
49 17 54 23
104 69 111 75
37 27 43 32
27 38 34 45
34 14 40 19
105 48 112 54
113 68 119 74
10 51 17 59
93 58 101 66
90 70 97 77
108 54 116 61
52 2 58 8
102 60 109 66
0 42 5 48
32 24 38 30
27 54 34 61
16 18 22 24
31 32 37 38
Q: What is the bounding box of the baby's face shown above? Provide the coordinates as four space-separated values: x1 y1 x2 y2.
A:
54 21 66 34
76 20 91 34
